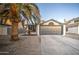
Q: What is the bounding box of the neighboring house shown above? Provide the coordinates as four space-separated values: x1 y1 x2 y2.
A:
0 18 12 35
66 17 79 34
0 23 25 35
40 19 63 35
0 18 25 35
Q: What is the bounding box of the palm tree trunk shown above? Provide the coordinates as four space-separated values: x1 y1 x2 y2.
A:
27 25 31 35
28 30 31 35
10 4 19 41
11 21 19 41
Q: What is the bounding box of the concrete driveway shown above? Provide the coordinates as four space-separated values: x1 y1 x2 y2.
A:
0 35 79 55
41 35 79 55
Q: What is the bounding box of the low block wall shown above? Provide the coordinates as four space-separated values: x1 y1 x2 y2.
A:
0 26 7 35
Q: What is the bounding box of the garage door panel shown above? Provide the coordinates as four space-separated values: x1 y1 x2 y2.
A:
67 26 78 34
40 26 62 35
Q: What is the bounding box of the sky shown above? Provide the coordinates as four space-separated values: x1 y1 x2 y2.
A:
37 3 79 23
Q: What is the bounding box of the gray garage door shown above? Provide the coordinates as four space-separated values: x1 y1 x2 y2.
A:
40 26 62 35
67 26 78 34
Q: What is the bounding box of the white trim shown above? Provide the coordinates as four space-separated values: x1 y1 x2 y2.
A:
63 24 66 36
78 24 79 34
36 25 40 36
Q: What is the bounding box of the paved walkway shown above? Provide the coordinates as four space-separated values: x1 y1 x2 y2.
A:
0 35 79 55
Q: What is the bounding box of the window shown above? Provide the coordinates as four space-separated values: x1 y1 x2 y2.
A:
48 22 54 26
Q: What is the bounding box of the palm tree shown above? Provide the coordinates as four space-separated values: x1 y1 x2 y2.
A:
0 3 40 41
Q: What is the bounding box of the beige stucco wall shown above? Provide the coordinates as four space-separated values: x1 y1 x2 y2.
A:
42 21 60 25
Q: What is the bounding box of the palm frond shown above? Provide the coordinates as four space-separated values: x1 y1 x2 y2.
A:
28 3 40 17
23 4 32 19
32 15 40 24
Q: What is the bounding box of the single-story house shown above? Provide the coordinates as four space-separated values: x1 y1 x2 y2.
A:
40 19 63 35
